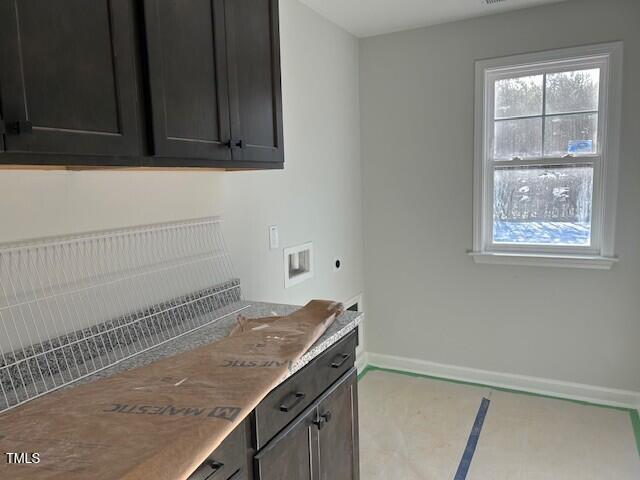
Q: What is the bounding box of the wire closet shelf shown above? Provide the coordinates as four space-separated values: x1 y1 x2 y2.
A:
0 217 245 413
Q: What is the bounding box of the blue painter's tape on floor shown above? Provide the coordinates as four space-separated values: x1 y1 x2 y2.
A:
454 397 491 480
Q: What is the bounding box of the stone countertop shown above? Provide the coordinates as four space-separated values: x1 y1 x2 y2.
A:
80 300 363 386
0 301 362 477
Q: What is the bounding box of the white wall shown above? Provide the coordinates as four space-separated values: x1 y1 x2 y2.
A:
222 0 363 306
0 0 363 308
360 0 640 392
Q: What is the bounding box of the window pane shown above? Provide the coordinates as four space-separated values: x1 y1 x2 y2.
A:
494 118 542 160
546 68 600 114
544 113 598 157
495 75 543 119
493 165 593 246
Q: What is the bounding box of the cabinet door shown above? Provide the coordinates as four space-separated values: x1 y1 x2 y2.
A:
225 0 284 165
0 0 142 158
318 370 360 480
143 0 232 163
254 407 319 480
0 111 5 153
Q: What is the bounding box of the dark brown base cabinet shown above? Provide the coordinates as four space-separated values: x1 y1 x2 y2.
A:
0 0 283 170
190 330 360 480
255 370 359 480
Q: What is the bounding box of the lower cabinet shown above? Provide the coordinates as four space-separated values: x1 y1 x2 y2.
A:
316 370 359 480
189 419 251 480
188 329 359 480
255 369 359 480
254 405 318 480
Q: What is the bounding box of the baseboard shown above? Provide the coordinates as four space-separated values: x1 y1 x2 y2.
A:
366 352 640 410
355 351 368 375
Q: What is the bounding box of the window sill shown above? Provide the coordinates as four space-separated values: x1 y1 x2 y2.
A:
469 252 617 270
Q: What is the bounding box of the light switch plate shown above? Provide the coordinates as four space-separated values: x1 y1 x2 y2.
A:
269 225 279 250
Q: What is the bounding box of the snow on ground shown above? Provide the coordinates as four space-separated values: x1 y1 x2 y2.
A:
493 221 590 245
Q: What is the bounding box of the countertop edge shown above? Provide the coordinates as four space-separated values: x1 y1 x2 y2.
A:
287 311 362 379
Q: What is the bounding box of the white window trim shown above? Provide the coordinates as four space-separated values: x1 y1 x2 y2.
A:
471 42 623 270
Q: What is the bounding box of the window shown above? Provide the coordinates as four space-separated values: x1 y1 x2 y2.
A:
472 43 623 269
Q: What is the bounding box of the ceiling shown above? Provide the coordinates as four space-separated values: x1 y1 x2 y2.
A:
298 0 569 38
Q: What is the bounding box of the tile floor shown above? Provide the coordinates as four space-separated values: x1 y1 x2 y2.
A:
358 369 640 480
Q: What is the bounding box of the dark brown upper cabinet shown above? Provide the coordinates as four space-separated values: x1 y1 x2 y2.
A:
143 0 232 164
0 0 283 170
0 112 5 154
0 0 143 164
143 0 284 168
225 0 284 165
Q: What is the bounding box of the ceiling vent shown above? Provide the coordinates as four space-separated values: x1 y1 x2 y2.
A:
484 0 508 5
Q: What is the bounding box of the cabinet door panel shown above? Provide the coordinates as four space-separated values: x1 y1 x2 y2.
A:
254 408 318 480
318 370 359 480
0 0 141 157
144 0 231 161
225 0 283 164
0 112 5 153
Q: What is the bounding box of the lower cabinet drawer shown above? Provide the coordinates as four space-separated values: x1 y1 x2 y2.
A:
253 329 357 449
189 464 244 480
189 420 249 480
